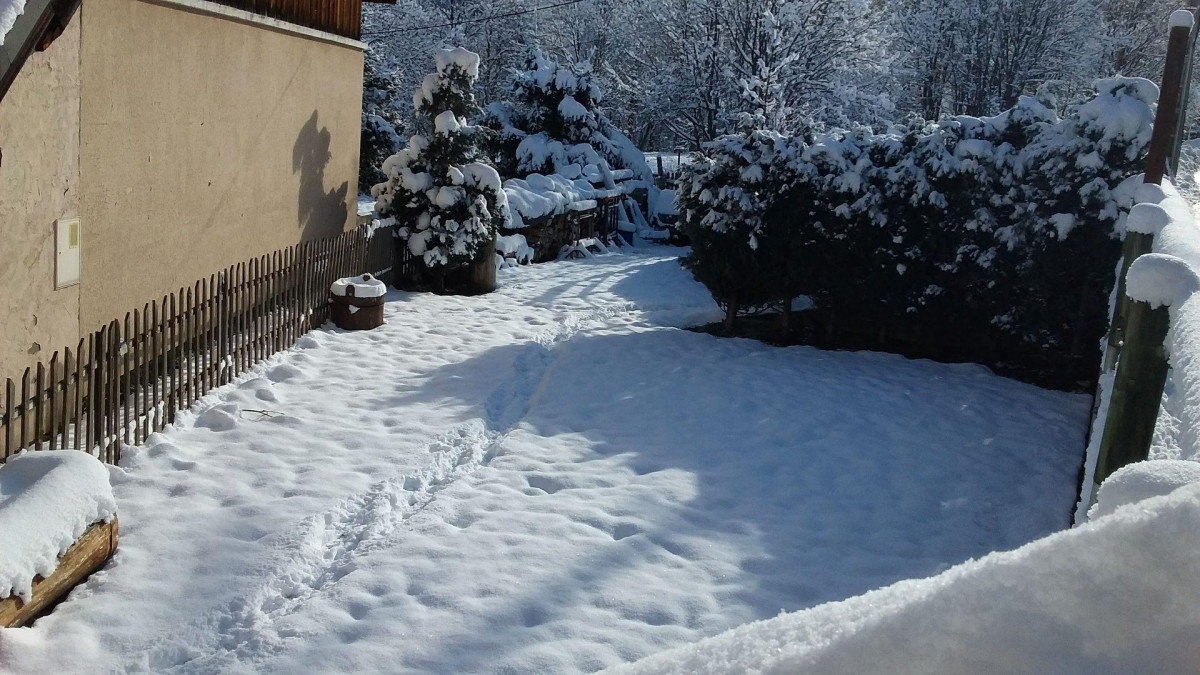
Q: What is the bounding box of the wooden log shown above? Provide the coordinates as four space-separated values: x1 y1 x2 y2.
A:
0 517 118 628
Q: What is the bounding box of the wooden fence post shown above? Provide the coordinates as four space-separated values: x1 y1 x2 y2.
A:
1092 9 1198 496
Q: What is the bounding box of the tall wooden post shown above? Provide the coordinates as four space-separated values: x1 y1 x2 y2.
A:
1092 9 1198 498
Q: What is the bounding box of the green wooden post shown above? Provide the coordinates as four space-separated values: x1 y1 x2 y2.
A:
1091 10 1197 499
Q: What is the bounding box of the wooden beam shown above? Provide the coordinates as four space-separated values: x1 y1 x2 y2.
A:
0 518 118 628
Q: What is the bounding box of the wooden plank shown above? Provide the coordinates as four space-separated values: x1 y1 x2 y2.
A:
89 329 102 457
20 368 30 452
123 313 133 446
72 339 84 451
35 362 45 452
109 321 123 464
47 354 59 450
0 518 118 628
4 379 14 460
61 348 72 450
168 293 178 424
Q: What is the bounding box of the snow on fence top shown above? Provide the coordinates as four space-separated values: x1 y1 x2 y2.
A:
1074 177 1200 519
0 451 116 602
1121 179 1200 465
0 0 25 47
614 482 1200 674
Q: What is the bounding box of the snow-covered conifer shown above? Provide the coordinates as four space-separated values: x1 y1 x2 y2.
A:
373 48 508 284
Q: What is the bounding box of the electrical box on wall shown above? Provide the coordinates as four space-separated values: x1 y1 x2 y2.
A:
55 217 81 289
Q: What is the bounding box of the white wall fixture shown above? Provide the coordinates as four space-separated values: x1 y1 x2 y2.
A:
55 217 81 289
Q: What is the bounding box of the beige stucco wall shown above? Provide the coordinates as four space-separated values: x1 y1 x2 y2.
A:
0 13 82 379
78 0 364 329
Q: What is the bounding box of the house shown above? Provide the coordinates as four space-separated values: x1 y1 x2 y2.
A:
0 0 384 377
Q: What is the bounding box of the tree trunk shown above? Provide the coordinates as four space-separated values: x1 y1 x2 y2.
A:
724 296 738 335
464 236 498 296
779 300 792 343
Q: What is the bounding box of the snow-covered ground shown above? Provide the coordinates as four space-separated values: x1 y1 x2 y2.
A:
0 248 1090 673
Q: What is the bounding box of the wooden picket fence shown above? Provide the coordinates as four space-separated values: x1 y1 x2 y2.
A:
0 224 402 466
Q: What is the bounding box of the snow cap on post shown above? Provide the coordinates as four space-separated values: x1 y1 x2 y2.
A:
1126 252 1200 308
1126 202 1172 236
1169 9 1195 30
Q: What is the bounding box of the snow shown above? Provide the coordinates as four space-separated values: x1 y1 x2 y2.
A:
1090 460 1200 519
559 96 589 120
329 274 387 299
0 250 1089 673
356 196 376 219
435 47 481 80
0 0 24 48
1170 8 1195 29
433 111 462 136
615 482 1200 675
0 451 116 602
496 233 534 266
1126 252 1200 308
503 172 600 228
1125 202 1171 235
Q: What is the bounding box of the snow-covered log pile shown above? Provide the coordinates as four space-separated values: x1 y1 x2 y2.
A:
679 78 1155 373
0 451 116 603
502 172 603 229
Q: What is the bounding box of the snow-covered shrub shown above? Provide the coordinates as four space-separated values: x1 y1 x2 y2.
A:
681 77 1155 370
482 50 651 182
372 48 508 282
677 131 786 330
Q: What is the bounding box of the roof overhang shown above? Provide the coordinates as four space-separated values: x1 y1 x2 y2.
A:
0 0 81 107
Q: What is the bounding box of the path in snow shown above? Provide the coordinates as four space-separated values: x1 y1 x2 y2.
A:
0 248 1091 674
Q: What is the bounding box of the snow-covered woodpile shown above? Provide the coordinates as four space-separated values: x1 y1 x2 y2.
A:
0 451 117 628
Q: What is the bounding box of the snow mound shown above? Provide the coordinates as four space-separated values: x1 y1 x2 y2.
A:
1090 460 1200 519
615 483 1200 675
0 451 116 602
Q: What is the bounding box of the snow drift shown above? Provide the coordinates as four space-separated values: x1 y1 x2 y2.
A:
613 482 1200 675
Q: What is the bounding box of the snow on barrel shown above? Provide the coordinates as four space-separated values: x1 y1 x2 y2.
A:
329 274 387 330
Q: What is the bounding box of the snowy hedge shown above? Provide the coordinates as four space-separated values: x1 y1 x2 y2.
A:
679 78 1156 370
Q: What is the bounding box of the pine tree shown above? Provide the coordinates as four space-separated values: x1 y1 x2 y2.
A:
373 48 508 288
359 55 406 194
482 49 652 181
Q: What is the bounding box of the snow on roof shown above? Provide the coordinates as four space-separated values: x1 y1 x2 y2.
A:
0 0 26 48
0 451 116 602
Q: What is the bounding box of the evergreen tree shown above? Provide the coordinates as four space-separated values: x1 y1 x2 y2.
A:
373 48 508 286
482 49 652 181
359 55 406 194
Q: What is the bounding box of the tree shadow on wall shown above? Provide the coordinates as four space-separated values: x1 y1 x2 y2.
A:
293 111 350 241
